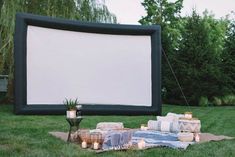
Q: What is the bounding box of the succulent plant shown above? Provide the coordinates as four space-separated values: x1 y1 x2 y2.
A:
64 98 78 111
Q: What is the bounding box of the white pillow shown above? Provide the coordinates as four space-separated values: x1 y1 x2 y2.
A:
157 116 174 121
148 120 177 132
160 121 171 132
156 113 184 133
148 120 159 130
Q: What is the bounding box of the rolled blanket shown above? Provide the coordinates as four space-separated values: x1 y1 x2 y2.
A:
96 122 124 130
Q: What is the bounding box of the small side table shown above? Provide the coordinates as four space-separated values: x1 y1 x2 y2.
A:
66 117 83 142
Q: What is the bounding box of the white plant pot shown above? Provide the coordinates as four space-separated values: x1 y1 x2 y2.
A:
66 110 77 118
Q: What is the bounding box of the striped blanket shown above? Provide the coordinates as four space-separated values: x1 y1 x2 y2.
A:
131 130 194 149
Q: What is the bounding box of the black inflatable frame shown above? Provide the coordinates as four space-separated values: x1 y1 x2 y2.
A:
14 13 161 115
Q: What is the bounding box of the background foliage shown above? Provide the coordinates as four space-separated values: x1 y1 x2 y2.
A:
140 0 235 106
0 0 116 102
0 0 234 106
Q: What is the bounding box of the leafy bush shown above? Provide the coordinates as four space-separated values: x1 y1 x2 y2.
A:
199 96 209 106
212 96 222 106
222 95 235 106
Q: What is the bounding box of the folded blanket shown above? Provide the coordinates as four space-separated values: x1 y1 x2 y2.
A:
102 130 133 150
96 122 124 130
131 130 194 149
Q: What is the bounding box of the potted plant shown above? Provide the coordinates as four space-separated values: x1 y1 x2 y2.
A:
64 98 78 118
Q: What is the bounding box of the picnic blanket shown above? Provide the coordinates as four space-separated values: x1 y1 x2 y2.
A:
49 130 233 152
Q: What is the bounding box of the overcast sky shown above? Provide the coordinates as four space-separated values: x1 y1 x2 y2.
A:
105 0 235 24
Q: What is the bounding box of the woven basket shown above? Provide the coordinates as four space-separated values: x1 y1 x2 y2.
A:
78 129 92 143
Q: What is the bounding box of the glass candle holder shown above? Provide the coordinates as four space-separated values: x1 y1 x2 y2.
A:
184 112 193 119
194 133 200 142
81 141 87 148
78 129 90 144
90 132 102 149
138 139 145 149
93 142 99 150
140 124 148 131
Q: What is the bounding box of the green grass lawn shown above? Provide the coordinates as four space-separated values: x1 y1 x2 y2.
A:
0 104 234 157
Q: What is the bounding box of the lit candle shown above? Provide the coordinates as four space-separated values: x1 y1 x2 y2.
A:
81 141 87 148
140 124 148 131
195 133 200 142
93 142 99 150
138 139 145 149
184 112 192 119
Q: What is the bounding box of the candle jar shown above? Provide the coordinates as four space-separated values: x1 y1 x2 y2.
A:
93 142 99 150
78 129 90 144
184 112 192 119
81 141 87 148
138 139 145 149
90 132 102 149
140 124 148 131
194 133 200 142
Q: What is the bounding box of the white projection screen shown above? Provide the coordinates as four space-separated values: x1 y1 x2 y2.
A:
14 13 161 115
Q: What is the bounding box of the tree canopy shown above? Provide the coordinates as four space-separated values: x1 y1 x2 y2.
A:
140 0 235 105
0 0 116 102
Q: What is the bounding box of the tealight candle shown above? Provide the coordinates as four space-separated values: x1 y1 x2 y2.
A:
195 133 200 142
140 124 148 131
93 142 99 150
81 141 87 148
184 112 192 119
138 139 145 149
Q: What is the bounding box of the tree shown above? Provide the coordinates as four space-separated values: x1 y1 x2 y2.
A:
139 1 233 105
77 0 116 23
139 0 183 54
173 10 228 105
222 14 235 94
139 0 184 104
0 0 116 102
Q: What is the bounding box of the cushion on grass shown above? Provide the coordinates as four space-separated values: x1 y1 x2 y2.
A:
178 118 201 133
154 113 185 133
160 121 171 132
150 118 179 133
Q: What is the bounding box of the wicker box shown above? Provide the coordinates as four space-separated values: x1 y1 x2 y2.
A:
178 118 201 133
